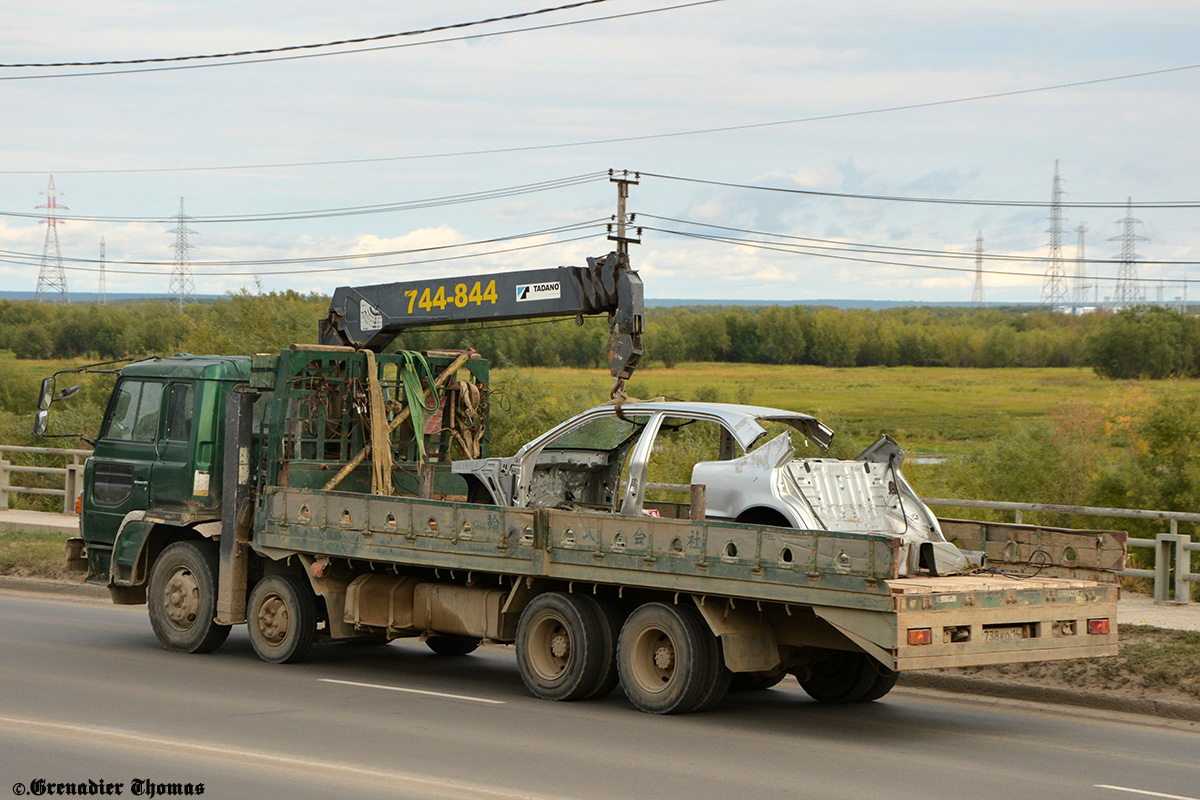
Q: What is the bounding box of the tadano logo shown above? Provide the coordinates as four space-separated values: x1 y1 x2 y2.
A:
515 282 561 301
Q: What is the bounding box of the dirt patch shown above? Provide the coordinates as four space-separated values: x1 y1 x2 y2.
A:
922 625 1200 707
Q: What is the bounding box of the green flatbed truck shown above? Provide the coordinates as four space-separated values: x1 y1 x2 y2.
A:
39 252 1125 714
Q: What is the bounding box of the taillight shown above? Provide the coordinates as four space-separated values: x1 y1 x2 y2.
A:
1087 618 1110 635
907 628 933 646
74 492 83 515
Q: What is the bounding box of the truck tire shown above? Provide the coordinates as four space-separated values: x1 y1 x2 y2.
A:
691 618 732 712
516 592 605 701
617 603 715 714
147 540 231 654
426 635 480 656
729 670 786 693
247 575 316 664
857 665 898 702
578 595 621 700
795 649 883 703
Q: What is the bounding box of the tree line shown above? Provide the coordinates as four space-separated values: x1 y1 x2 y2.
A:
1 293 1198 380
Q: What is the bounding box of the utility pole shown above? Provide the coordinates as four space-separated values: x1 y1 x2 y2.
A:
607 169 641 258
1109 198 1148 310
1040 161 1068 310
35 176 70 304
98 237 107 306
168 198 196 311
971 230 985 306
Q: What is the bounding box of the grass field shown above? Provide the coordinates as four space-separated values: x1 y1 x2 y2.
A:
503 362 1199 456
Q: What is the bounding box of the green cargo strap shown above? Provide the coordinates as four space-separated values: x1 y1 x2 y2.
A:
396 350 441 462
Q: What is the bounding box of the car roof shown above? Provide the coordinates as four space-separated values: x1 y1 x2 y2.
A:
585 401 834 450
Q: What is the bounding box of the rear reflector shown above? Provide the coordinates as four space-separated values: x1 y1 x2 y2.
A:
907 628 933 646
1087 618 1111 635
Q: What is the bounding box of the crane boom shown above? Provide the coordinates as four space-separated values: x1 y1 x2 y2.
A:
319 251 643 398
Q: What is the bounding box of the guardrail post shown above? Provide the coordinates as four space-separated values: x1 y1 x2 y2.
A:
1171 535 1190 605
1154 533 1191 604
0 459 9 510
63 463 83 514
1154 534 1173 603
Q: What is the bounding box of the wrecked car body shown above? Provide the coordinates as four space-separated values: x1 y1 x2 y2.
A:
453 402 970 577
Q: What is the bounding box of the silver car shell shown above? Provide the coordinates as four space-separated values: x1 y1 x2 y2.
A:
453 401 966 575
453 401 832 509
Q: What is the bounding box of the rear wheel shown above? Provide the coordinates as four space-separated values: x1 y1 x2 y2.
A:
795 649 889 703
247 575 316 664
516 593 605 701
692 623 732 712
729 670 787 693
578 595 622 699
426 635 480 656
857 665 898 702
147 541 230 654
617 603 715 714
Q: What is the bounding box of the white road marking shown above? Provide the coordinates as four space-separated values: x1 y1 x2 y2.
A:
319 677 507 704
0 714 547 799
1096 785 1200 800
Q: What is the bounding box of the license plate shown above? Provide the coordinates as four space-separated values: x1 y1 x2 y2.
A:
984 627 1026 642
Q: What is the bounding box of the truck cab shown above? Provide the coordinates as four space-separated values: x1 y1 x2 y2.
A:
81 356 250 593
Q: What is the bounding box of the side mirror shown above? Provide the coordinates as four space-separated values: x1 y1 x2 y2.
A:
33 410 48 436
38 377 55 411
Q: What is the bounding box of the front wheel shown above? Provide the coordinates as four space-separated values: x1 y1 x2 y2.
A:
247 575 317 664
147 541 230 654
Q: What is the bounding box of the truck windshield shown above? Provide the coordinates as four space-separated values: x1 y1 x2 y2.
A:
101 380 164 442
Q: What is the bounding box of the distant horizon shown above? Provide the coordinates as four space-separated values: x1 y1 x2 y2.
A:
0 290 1045 311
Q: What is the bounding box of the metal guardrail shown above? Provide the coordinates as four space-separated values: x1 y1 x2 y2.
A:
926 497 1199 606
0 445 91 515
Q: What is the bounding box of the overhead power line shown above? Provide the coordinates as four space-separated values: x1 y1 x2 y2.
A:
0 1 725 81
642 225 1200 285
0 172 608 223
0 1 621 67
639 172 1200 209
3 58 1193 174
636 215 1200 266
0 222 607 276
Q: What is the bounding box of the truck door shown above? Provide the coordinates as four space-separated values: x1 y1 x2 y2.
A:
84 379 164 577
149 381 197 512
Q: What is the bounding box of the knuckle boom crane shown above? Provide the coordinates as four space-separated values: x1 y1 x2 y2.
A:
318 250 644 399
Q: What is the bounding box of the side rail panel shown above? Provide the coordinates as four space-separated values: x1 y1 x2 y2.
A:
252 488 900 612
938 517 1127 582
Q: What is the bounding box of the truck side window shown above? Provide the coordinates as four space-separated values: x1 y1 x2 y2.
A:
101 380 164 442
165 383 194 442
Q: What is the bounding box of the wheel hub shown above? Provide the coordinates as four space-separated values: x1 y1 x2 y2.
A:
550 633 570 659
162 567 200 630
256 594 290 645
653 644 674 671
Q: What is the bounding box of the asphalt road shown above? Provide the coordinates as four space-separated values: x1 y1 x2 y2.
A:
1 591 1197 800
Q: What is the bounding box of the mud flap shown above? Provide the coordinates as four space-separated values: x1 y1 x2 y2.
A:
811 606 897 670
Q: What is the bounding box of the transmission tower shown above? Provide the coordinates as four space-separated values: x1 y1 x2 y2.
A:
98 237 107 306
1040 161 1069 309
168 198 197 311
971 230 985 306
1072 223 1088 309
34 176 70 304
1109 198 1148 309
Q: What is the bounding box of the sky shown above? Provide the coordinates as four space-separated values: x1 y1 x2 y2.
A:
1 0 1198 305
